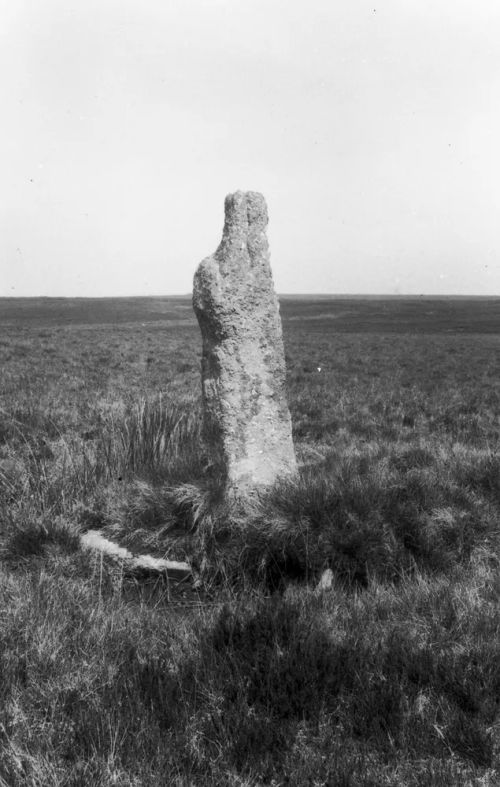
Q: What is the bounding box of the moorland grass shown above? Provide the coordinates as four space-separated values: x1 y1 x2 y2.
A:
1 297 499 785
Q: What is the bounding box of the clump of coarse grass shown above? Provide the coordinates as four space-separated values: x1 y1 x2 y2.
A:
78 476 226 565
452 449 500 503
183 446 500 591
55 424 499 598
1 513 81 566
105 394 205 483
0 395 210 566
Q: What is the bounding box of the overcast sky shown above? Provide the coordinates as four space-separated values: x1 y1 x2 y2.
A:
1 0 499 296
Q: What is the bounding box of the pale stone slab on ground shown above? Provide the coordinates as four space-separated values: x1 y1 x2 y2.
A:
80 530 192 582
316 568 334 592
193 191 297 490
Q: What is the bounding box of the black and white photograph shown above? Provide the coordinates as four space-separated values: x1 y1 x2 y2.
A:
1 1 500 784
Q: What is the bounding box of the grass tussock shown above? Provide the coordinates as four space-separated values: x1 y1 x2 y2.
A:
179 447 499 592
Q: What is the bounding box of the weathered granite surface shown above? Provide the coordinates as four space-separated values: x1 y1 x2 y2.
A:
193 191 297 489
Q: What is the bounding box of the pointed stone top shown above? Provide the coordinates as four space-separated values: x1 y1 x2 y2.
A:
223 190 268 223
217 191 269 270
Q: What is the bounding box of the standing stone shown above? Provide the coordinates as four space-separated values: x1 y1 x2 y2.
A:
193 191 297 490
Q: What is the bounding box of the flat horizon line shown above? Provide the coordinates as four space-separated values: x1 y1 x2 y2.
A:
1 293 499 301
